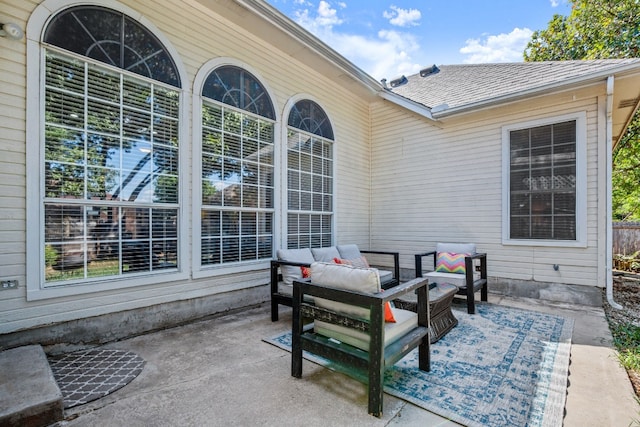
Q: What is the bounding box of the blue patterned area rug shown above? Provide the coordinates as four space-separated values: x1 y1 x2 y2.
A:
264 303 573 427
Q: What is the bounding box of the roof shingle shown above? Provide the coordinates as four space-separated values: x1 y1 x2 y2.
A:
389 60 640 112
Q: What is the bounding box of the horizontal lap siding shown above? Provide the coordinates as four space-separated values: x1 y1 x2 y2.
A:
370 88 603 287
0 0 371 333
0 1 33 332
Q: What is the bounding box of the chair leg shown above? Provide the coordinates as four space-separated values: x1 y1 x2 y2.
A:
466 289 476 314
481 282 488 302
464 257 475 314
368 360 384 417
418 338 431 372
291 347 302 378
271 299 279 322
291 289 302 378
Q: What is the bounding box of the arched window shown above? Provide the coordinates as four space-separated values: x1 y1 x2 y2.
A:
286 100 334 248
202 66 274 119
288 99 333 139
200 66 275 266
43 6 180 87
40 6 181 286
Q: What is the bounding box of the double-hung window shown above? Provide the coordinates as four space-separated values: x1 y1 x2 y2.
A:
504 114 586 245
39 6 181 287
286 100 334 249
199 66 275 266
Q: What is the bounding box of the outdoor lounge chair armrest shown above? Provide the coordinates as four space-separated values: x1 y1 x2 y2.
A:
293 276 428 305
270 259 312 294
414 251 437 277
271 259 312 268
380 277 429 302
465 253 487 281
360 250 400 283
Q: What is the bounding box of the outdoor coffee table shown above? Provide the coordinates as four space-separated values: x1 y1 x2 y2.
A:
394 282 458 343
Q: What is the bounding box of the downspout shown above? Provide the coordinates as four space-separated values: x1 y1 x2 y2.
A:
606 75 623 309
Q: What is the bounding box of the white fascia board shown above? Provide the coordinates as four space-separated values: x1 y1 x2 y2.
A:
234 0 436 122
235 0 382 92
432 62 640 119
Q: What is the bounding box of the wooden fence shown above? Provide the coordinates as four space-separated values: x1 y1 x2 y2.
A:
613 222 640 255
613 222 640 272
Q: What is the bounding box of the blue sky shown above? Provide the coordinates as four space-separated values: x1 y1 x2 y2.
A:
266 0 572 80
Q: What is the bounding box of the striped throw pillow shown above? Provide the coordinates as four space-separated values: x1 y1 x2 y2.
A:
435 252 468 274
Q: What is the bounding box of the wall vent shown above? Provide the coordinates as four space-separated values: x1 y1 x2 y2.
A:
619 98 639 108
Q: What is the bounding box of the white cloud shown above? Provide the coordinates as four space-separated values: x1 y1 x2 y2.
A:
292 1 423 80
550 0 559 6
459 27 533 63
295 1 342 28
383 5 421 27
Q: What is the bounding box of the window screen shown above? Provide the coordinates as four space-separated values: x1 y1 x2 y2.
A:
509 120 576 240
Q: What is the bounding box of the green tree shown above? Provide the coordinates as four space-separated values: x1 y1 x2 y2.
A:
524 0 640 220
524 0 640 61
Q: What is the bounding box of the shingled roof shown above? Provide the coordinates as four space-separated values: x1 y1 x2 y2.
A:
388 60 640 116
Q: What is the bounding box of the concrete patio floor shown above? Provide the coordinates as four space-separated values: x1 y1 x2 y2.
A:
51 295 639 427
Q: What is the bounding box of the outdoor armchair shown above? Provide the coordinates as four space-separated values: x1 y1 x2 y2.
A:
292 262 430 417
414 242 487 314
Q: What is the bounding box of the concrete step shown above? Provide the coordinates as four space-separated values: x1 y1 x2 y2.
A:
0 345 64 427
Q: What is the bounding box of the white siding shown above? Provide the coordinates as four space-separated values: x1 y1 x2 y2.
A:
0 0 372 333
370 86 605 287
0 0 615 335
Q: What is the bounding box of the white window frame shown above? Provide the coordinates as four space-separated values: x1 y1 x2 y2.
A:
192 58 279 278
26 0 190 301
282 95 336 250
502 111 587 247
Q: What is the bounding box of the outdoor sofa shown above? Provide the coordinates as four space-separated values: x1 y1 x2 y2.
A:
270 244 400 321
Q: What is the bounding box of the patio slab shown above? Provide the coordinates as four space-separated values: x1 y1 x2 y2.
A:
30 295 639 426
2 294 640 427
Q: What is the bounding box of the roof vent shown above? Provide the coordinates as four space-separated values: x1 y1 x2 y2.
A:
420 64 440 77
389 75 408 88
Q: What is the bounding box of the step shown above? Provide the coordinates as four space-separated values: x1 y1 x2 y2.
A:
0 345 64 426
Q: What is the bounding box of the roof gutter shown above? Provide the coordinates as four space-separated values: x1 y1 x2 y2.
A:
431 62 640 119
605 75 623 310
378 90 436 121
